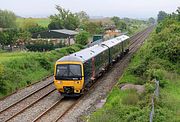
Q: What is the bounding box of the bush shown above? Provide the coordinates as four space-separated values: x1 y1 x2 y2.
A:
121 92 139 105
26 43 64 52
75 31 90 45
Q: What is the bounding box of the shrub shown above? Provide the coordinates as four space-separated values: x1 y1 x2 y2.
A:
145 83 155 94
75 31 90 45
26 43 64 52
121 92 139 105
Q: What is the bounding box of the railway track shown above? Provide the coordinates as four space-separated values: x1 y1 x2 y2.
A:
0 26 153 122
0 80 55 122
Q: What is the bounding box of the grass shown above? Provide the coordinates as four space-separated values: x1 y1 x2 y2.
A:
0 51 39 63
16 18 50 27
88 88 150 122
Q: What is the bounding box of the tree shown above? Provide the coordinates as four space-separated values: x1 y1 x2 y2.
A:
176 7 180 21
0 29 18 50
111 16 120 27
48 5 80 30
20 19 47 34
75 31 90 45
0 32 8 48
117 20 127 31
0 10 17 28
111 17 127 31
17 31 31 43
157 11 168 22
75 11 89 22
21 19 38 30
148 17 156 24
82 21 104 35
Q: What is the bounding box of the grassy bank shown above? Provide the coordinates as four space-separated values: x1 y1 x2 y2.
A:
0 44 83 98
89 12 180 122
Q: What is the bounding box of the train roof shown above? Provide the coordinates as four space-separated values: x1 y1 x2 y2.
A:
101 35 129 48
57 35 129 63
58 44 108 62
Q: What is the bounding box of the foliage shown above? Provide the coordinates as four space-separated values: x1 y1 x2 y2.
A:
0 29 18 47
121 91 139 105
148 17 156 24
48 5 80 30
89 88 150 122
75 11 89 22
111 16 127 31
26 43 64 52
20 19 38 30
17 30 31 43
81 21 104 35
0 9 17 28
0 29 31 48
157 11 168 22
27 25 47 34
117 20 127 31
75 31 90 45
0 44 84 98
111 16 120 27
20 18 47 34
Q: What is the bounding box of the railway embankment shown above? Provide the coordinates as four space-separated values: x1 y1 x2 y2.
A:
88 13 180 122
0 44 83 98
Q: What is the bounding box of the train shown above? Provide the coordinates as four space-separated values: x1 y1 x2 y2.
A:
54 35 130 96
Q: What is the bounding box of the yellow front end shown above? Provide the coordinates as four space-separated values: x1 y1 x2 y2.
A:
54 61 84 95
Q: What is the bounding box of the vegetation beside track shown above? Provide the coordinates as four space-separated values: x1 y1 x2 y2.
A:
0 44 83 98
89 9 180 122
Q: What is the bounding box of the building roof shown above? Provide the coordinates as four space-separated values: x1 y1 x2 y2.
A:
32 29 79 39
51 29 78 36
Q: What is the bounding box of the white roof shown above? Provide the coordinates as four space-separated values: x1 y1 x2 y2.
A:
101 35 129 48
70 44 108 62
51 29 79 35
57 35 129 63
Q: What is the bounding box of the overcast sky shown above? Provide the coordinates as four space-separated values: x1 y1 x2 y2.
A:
0 0 179 19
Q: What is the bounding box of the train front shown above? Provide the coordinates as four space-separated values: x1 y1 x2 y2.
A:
54 57 84 96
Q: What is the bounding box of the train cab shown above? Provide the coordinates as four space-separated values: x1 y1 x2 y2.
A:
54 56 84 96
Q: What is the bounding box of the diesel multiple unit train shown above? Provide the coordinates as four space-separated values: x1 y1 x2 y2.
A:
54 35 130 96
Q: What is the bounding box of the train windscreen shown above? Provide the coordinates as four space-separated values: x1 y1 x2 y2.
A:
55 64 82 80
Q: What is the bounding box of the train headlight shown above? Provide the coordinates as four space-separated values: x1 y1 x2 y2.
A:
75 81 80 84
57 81 62 84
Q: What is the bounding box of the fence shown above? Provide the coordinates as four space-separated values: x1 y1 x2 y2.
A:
149 79 159 122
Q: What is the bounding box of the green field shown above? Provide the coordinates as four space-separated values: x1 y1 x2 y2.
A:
16 18 50 27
